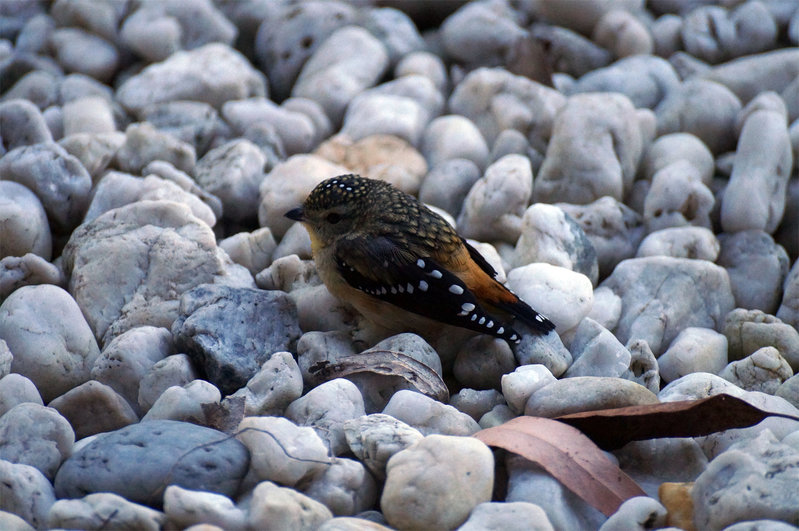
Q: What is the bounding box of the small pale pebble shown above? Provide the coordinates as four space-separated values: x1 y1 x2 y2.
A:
47 493 165 531
718 347 793 394
623 339 661 394
138 354 198 413
163 486 246 531
777 260 799 331
717 231 790 314
285 378 366 456
636 226 720 261
339 93 428 146
141 379 221 424
50 28 118 83
300 457 377 516
0 181 52 261
529 23 613 79
658 327 729 384
230 351 302 417
394 51 447 93
592 10 654 58
641 132 714 186
247 481 333 531
513 327 573 378
0 374 42 417
477 404 516 429
115 122 196 175
0 402 74 480
643 160 715 233
236 416 331 487
599 497 667 531
0 99 53 149
219 227 277 275
0 460 56 529
723 309 799 371
564 318 631 379
221 97 317 156
381 435 493 530
382 390 480 436
440 1 526 66
525 376 658 418
421 115 489 170
501 365 556 415
62 96 116 135
343 413 424 480
58 131 126 180
418 159 481 217
459 501 555 531
449 388 506 421
586 286 622 331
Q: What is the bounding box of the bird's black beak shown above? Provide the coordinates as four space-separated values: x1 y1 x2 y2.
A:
285 207 305 222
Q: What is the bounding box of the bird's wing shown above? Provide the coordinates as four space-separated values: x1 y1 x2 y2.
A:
334 234 524 343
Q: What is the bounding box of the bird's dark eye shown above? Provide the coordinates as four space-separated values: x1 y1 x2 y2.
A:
326 213 342 224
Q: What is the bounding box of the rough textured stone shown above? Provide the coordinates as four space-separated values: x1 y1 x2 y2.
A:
47 493 165 531
0 403 74 480
172 284 300 395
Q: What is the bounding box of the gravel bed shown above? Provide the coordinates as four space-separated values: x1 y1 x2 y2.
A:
1 0 799 530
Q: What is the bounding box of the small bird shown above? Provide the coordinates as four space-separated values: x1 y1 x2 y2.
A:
285 174 555 344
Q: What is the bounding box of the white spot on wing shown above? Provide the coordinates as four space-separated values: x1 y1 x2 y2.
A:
430 270 443 279
479 317 485 325
407 284 414 293
461 303 475 312
417 259 425 268
497 327 504 334
449 285 464 295
419 280 428 292
487 321 494 329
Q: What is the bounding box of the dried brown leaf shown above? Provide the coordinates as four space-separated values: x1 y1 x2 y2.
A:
474 416 645 516
308 350 449 403
202 395 246 434
555 393 799 451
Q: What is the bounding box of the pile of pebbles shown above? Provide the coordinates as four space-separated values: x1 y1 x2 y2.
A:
1 0 799 529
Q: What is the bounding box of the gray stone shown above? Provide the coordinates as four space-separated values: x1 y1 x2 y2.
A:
682 3 777 63
236 416 330 487
0 180 51 260
142 160 223 219
62 200 245 346
163 486 245 531
339 93 428 147
719 347 793 394
636 226 720 261
230 351 302 417
459 501 554 531
358 7 424 66
301 457 377 516
453 336 517 390
115 122 196 175
501 364 556 415
658 327 729 384
140 100 220 154
655 79 742 154
440 1 526 66
172 284 300 395
58 131 125 179
0 285 100 402
0 374 42 417
623 339 661 394
702 49 799 104
721 109 793 234
457 154 533 243
723 309 799 372
248 480 333 531
222 98 318 157
395 51 447 93
286 379 366 456
0 511 35 531
777 260 799 330
505 454 605 530
512 322 573 378
253 1 356 101
50 28 118 83
47 492 165 531
62 96 115 136
0 142 92 233
141 379 221 424
49 380 138 440
601 257 735 356
381 434 493 530
194 139 266 222
0 460 55 529
693 431 799 531
117 43 266 115
642 132 714 186
343 413 423 480
55 420 249 506
292 26 388 125
570 55 678 109
0 254 61 302
528 23 613 78
449 388 506 422
138 354 198 412
0 99 52 150
599 497 667 531
525 377 658 417
0 403 73 480
535 93 651 205
382 390 480 436
421 114 489 169
592 9 653 57
513 203 598 284
448 67 566 147
776 374 799 409
559 196 645 276
2 70 58 112
418 159 481 218
565 318 631 379
718 231 790 313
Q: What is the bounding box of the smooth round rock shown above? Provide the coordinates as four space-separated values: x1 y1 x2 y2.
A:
248 480 333 530
570 56 677 109
0 460 56 529
501 365 557 415
49 380 137 439
382 390 480 437
54 420 249 506
525 377 658 417
50 28 118 82
0 285 100 402
301 457 377 516
47 492 165 531
642 132 714 186
658 327 729 384
636 227 720 261
0 180 51 260
138 354 198 413
163 486 245 531
421 114 489 170
0 373 42 417
381 434 494 530
343 413 424 480
0 99 52 150
718 347 793 394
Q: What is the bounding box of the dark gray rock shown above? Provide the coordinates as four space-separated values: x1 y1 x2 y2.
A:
0 99 52 151
54 420 249 507
172 285 301 395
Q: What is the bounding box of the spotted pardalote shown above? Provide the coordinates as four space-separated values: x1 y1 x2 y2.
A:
285 174 555 344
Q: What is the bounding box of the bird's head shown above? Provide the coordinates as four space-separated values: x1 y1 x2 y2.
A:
285 174 393 247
